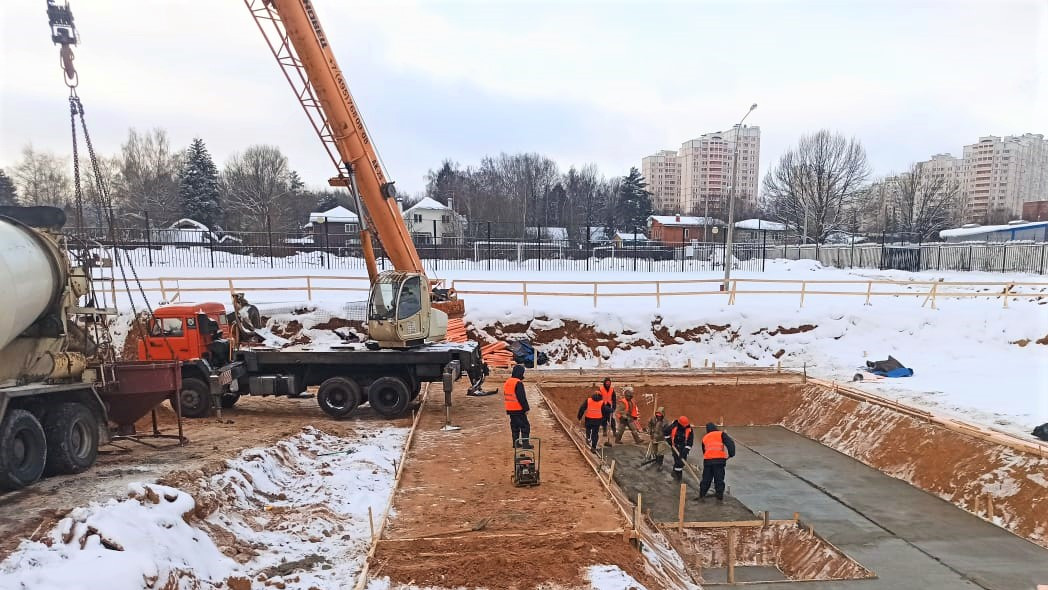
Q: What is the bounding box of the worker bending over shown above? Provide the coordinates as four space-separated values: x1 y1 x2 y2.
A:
699 422 736 501
503 364 532 449
664 416 694 482
646 407 667 469
578 391 607 453
598 377 616 446
614 387 643 444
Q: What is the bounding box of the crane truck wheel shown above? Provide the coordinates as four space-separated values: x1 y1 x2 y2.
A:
367 376 411 418
0 409 47 490
317 377 361 418
172 377 212 418
42 402 99 475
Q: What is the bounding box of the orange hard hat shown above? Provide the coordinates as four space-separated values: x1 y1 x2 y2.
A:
678 416 690 427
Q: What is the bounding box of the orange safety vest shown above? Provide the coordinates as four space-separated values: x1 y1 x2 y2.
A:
599 384 614 405
618 398 639 419
703 430 728 460
503 378 523 412
670 424 692 445
584 397 605 419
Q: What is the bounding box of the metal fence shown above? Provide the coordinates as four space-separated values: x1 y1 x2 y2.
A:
71 227 1048 275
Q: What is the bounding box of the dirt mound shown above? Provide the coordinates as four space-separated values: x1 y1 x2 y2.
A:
373 532 656 590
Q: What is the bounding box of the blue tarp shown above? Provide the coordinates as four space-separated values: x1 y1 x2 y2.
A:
870 367 914 378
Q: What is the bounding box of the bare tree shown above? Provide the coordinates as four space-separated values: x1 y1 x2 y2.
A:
222 145 298 232
113 128 181 224
762 130 870 243
890 163 959 241
12 145 71 208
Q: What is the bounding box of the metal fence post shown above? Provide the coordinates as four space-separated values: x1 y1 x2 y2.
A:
265 213 275 269
761 230 767 272
487 221 492 271
143 211 154 266
208 234 216 268
968 245 973 271
1001 244 1007 273
323 222 331 269
633 226 638 272
1041 243 1046 275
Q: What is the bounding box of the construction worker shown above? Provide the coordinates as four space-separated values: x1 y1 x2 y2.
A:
645 407 667 469
664 416 694 482
614 387 643 444
598 377 616 446
699 422 736 501
503 364 532 449
577 391 607 453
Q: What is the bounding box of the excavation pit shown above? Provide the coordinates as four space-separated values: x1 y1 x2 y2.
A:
538 370 1048 589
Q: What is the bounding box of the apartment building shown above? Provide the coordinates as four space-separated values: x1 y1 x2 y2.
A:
641 125 761 218
640 150 681 213
960 134 1048 223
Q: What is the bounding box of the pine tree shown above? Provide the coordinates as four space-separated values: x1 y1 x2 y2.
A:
613 167 653 232
0 169 17 206
178 138 223 227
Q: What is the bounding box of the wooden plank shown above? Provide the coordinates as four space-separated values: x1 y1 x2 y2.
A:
727 528 736 584
678 484 686 533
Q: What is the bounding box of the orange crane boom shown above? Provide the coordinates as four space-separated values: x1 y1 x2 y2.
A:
245 0 424 280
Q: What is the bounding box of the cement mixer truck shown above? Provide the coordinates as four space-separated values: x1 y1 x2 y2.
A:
0 206 182 491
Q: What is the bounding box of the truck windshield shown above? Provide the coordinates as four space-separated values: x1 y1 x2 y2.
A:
150 318 183 337
397 276 422 320
369 282 396 320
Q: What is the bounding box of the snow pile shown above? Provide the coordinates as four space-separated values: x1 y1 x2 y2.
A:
0 483 231 590
0 425 407 590
468 294 1048 435
586 565 648 589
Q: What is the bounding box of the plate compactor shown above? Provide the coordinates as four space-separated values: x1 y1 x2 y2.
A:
512 438 541 487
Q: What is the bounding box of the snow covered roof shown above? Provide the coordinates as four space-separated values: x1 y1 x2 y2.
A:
309 206 358 224
648 215 724 227
614 231 649 242
939 221 1048 239
583 226 610 242
404 197 450 212
524 227 569 240
166 218 211 231
735 218 786 231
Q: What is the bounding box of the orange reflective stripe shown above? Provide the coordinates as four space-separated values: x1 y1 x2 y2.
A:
585 397 604 419
703 430 728 459
503 378 523 412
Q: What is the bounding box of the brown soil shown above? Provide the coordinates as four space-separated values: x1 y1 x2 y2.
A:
375 377 661 589
0 397 405 561
540 374 1048 550
373 532 651 590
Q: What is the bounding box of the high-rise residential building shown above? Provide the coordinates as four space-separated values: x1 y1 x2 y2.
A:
640 150 681 213
960 134 1048 223
918 153 963 188
641 125 761 218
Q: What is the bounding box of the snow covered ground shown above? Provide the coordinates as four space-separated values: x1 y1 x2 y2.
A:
108 258 1047 436
0 425 406 590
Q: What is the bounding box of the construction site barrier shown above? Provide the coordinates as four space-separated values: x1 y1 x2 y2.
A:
94 275 1048 309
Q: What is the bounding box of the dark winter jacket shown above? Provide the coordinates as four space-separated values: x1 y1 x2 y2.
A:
577 393 611 421
700 422 736 464
664 420 695 454
507 364 529 414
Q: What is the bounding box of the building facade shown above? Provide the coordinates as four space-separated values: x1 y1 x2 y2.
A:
643 125 760 219
647 215 723 245
640 150 680 213
960 134 1048 224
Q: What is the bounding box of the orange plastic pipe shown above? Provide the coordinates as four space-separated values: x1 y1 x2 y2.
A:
271 0 423 274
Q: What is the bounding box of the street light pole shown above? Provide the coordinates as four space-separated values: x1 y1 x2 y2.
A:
722 103 758 291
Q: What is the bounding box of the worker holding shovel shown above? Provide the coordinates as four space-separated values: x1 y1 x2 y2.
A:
664 416 694 482
614 388 643 444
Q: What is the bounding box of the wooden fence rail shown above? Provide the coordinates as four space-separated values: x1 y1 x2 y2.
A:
94 275 1048 309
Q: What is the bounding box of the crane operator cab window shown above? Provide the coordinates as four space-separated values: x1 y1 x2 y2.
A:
370 282 397 321
397 276 423 320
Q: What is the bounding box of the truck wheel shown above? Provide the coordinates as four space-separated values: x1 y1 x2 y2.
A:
0 409 47 490
172 377 212 418
43 403 99 475
317 377 361 419
368 376 411 418
220 393 241 409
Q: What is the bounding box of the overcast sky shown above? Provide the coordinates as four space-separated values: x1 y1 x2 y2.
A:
1 0 1046 196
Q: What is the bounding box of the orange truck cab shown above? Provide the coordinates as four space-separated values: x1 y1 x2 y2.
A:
138 302 244 418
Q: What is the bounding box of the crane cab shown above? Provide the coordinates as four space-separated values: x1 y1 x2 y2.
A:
367 271 447 348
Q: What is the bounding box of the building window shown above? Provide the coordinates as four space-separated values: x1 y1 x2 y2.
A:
413 214 423 223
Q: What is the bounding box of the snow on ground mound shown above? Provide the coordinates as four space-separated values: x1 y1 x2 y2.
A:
468 293 1048 436
0 425 407 590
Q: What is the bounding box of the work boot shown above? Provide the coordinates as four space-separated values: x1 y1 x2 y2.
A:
521 442 534 450
716 495 724 502
673 470 682 482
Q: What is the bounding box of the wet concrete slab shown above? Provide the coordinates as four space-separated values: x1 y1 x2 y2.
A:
702 565 788 584
604 443 756 523
725 426 1048 590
